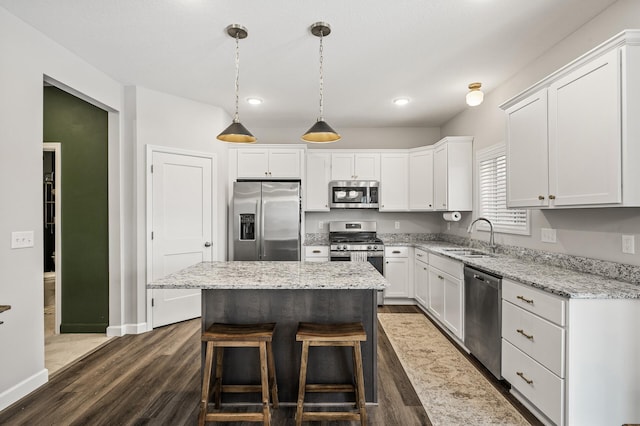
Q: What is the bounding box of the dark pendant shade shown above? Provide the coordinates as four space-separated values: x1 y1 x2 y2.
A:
301 119 341 143
217 120 257 143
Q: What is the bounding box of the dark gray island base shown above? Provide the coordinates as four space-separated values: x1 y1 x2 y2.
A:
202 288 378 404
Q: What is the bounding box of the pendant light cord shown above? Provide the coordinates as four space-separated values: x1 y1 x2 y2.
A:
318 30 324 121
234 32 240 122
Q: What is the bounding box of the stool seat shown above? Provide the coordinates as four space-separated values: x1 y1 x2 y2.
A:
295 322 367 426
199 322 278 426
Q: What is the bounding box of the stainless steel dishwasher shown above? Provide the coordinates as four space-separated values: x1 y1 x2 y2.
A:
464 266 502 379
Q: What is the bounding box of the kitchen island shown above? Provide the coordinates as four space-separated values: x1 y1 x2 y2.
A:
148 261 388 404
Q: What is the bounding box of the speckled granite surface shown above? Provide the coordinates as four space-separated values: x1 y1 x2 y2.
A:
148 261 388 290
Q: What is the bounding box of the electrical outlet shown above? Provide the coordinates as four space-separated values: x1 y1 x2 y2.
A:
11 231 34 249
394 221 400 230
318 221 324 230
622 235 635 254
541 228 557 243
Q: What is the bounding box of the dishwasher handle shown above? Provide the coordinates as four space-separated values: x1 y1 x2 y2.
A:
464 266 501 290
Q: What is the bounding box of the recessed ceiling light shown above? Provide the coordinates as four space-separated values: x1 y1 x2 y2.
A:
393 98 410 106
246 97 263 105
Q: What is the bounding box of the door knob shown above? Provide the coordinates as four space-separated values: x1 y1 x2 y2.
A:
204 242 212 247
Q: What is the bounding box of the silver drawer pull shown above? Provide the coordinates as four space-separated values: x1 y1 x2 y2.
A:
417 253 423 257
517 295 534 304
516 371 533 385
438 275 444 280
516 329 534 340
312 250 321 253
392 250 401 254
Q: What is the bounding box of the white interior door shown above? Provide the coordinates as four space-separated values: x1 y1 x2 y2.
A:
151 150 213 328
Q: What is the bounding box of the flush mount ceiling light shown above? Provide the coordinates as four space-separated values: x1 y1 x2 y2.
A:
217 24 256 143
393 98 410 106
246 97 263 105
301 22 341 143
466 82 484 107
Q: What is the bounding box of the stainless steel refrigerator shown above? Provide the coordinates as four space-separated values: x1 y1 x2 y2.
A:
230 181 301 261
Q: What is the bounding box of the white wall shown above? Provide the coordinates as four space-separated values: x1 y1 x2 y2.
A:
306 211 443 235
251 126 441 149
131 87 230 327
441 0 640 266
0 6 125 410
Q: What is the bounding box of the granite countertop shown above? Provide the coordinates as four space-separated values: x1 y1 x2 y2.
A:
382 237 640 300
148 261 388 290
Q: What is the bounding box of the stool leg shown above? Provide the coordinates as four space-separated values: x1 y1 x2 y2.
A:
259 341 271 425
214 346 224 409
199 341 214 426
266 340 279 409
295 341 310 426
353 342 367 426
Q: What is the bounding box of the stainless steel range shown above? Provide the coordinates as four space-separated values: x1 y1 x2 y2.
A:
329 221 385 304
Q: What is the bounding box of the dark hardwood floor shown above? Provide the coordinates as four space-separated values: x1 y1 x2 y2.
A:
0 306 538 425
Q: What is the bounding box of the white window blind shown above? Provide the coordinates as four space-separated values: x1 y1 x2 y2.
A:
476 144 529 235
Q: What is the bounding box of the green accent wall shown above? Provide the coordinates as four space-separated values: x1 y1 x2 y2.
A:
43 86 109 333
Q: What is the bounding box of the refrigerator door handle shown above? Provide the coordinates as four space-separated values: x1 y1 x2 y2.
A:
259 197 265 260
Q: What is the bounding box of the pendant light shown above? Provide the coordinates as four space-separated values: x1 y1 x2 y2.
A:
217 24 256 143
466 82 484 107
302 22 341 143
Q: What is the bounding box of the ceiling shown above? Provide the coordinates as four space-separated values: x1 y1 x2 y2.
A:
0 0 617 128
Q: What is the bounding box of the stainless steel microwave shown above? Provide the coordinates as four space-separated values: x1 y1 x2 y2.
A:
329 181 379 209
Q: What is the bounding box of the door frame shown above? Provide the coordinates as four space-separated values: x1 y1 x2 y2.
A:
144 144 218 331
43 142 62 334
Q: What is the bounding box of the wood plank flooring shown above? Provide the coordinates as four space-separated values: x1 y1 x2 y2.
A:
0 306 537 425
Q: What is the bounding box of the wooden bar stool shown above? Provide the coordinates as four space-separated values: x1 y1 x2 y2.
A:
199 323 278 426
295 322 367 426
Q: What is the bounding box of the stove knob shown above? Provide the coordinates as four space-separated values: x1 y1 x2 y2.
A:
373 245 378 250
367 245 372 250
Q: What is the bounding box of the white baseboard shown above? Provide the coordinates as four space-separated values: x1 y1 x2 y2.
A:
382 298 416 306
106 322 149 337
0 368 48 412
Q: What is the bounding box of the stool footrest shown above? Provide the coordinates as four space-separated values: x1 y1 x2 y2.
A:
205 412 266 422
301 412 362 421
305 384 356 393
221 384 263 393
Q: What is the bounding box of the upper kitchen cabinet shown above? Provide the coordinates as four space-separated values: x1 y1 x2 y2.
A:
433 137 473 211
305 151 331 211
501 30 640 208
331 152 380 181
380 153 409 211
236 147 303 179
409 148 434 210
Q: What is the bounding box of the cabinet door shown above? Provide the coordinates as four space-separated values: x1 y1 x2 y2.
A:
237 149 269 178
548 48 621 206
428 266 445 319
354 153 381 180
433 144 448 210
380 153 409 211
409 149 434 210
414 259 429 307
305 152 331 211
443 274 463 340
506 89 549 207
268 149 301 178
384 257 409 298
331 153 354 180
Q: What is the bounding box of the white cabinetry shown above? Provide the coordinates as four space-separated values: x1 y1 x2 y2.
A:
303 246 329 262
305 151 331 211
409 148 434 210
433 137 473 211
331 152 380 181
427 253 463 340
413 248 429 308
501 30 640 208
237 148 302 179
383 247 411 300
380 153 409 211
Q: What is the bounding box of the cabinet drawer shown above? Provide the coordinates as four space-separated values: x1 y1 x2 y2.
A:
414 248 429 262
385 246 408 257
428 253 463 279
304 246 329 257
502 340 564 426
502 300 565 378
502 278 566 326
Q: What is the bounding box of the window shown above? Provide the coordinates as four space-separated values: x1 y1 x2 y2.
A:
475 144 529 235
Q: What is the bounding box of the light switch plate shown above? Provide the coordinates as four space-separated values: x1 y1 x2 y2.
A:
395 221 400 230
622 235 635 254
318 221 324 230
541 228 557 243
11 231 34 248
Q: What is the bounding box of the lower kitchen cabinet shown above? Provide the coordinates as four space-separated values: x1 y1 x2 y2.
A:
427 253 463 341
384 247 412 301
303 246 329 262
501 278 640 425
414 248 429 308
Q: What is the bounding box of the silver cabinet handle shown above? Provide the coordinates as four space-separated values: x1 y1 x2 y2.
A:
516 329 534 340
517 295 534 304
312 250 321 253
204 242 212 247
416 253 423 257
517 371 533 385
392 250 401 254
438 275 444 280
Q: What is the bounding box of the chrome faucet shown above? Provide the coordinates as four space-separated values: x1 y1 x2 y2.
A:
467 217 496 253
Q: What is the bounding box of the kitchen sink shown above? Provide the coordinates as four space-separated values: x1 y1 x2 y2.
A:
441 247 493 258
